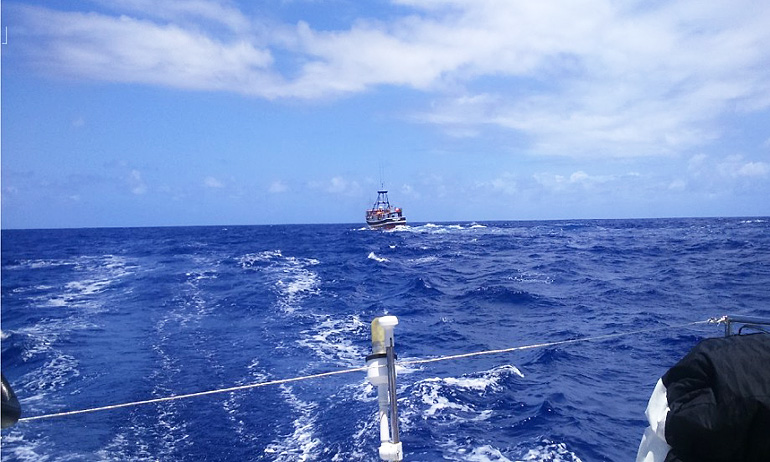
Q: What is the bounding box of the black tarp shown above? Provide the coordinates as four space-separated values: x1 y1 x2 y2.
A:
1 373 22 429
662 333 770 462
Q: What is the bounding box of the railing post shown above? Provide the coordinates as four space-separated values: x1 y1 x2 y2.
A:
366 316 403 461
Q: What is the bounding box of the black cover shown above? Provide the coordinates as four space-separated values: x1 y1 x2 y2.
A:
662 333 770 462
1 373 22 429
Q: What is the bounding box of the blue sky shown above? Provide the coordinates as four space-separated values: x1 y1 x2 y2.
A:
2 0 769 229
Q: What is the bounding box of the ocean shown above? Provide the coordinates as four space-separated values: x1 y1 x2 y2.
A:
1 218 769 461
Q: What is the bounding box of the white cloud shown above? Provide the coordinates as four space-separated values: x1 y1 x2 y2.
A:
479 172 517 195
688 154 709 173
204 176 225 188
10 0 770 157
309 176 362 196
94 0 252 33
569 171 590 183
268 180 288 193
400 183 419 198
14 5 273 93
532 169 637 193
718 155 770 178
738 162 770 177
129 169 147 194
668 179 687 191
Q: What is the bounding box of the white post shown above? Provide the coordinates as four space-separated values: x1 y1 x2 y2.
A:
366 316 403 461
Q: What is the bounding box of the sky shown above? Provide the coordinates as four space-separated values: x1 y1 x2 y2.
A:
1 0 769 229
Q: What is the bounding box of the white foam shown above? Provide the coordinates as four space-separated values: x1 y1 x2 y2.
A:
521 441 584 461
510 271 554 285
264 385 322 461
463 444 513 462
275 272 320 313
441 365 525 391
367 252 389 263
64 279 112 296
409 255 438 265
238 250 283 268
30 255 136 310
8 258 74 270
0 433 50 462
296 314 367 366
20 352 80 397
400 365 524 430
239 250 322 313
222 357 272 440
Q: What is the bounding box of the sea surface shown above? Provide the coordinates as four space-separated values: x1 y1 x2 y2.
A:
1 218 769 461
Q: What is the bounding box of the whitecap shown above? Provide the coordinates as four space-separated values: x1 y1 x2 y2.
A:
467 444 512 461
0 433 49 462
409 255 438 265
401 365 524 428
239 251 322 313
510 271 554 285
433 365 524 392
520 441 584 461
238 250 283 268
296 314 367 366
264 385 322 461
367 252 389 263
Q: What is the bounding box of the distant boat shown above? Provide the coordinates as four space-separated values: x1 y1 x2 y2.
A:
366 189 406 229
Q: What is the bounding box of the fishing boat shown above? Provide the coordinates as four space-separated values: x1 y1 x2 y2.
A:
366 189 406 229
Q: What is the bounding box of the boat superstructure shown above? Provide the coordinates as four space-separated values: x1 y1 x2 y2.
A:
366 189 406 229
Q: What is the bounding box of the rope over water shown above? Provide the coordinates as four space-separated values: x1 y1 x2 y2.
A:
17 318 721 423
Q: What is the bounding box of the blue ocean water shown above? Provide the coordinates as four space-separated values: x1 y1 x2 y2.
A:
1 218 769 461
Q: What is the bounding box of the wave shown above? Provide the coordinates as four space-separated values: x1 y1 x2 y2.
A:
2 219 767 461
401 276 445 298
296 314 368 366
429 365 524 392
264 385 322 461
402 365 524 427
456 285 538 304
0 433 50 462
518 440 584 462
509 271 554 285
408 255 439 265
438 439 582 462
367 251 389 263
239 250 321 313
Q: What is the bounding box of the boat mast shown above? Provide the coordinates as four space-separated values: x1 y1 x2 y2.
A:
373 189 391 210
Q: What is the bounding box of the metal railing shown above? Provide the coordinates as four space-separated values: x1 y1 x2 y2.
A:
722 315 770 336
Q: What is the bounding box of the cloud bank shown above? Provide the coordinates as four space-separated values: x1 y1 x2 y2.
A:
8 0 770 158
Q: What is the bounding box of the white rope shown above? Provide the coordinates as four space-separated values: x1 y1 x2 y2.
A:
17 318 718 423
18 367 366 422
402 319 715 367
